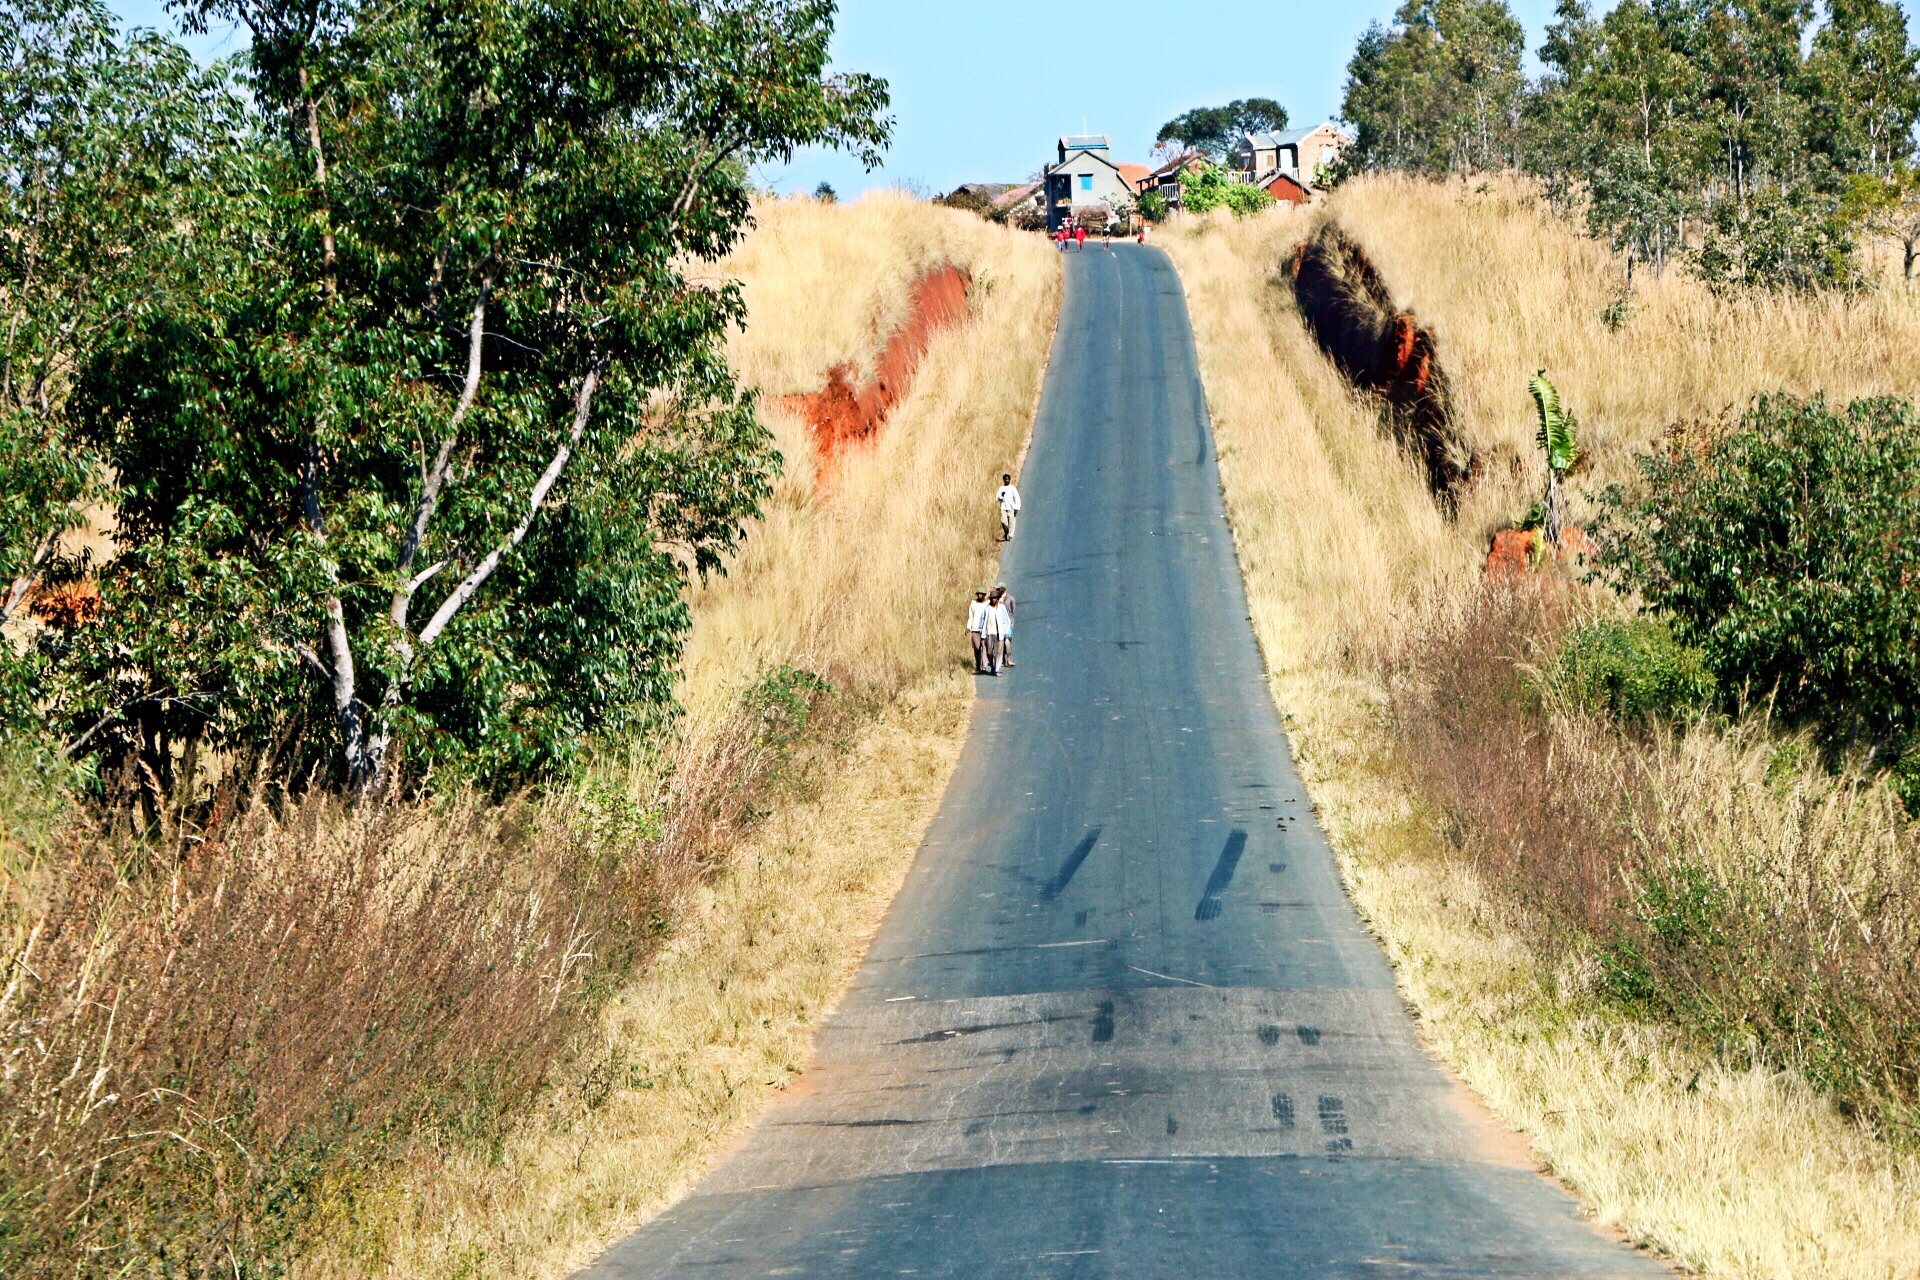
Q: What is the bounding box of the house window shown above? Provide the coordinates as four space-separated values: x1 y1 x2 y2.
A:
1079 173 1092 191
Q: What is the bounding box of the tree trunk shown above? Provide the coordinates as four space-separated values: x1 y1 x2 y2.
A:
1544 472 1565 549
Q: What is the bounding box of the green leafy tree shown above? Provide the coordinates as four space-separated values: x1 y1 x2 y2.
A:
1341 0 1525 176
1693 184 1861 292
1178 162 1273 216
0 0 239 731
1844 164 1920 286
1155 98 1288 161
56 0 891 794
1808 0 1919 179
1594 394 1920 766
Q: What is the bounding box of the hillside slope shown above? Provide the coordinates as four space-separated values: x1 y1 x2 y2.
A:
1161 177 1920 1280
305 194 1060 1280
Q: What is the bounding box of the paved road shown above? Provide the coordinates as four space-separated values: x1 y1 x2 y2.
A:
579 245 1667 1278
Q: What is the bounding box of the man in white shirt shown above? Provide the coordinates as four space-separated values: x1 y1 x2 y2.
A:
996 473 1021 541
966 589 990 673
983 588 1011 675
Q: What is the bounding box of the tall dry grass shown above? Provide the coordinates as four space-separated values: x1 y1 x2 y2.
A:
1159 179 1920 1278
294 192 1060 1279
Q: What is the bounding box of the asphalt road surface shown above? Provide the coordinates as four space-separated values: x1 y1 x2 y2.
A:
578 244 1668 1279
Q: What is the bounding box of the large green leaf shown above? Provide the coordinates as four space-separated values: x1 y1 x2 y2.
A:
1530 369 1579 475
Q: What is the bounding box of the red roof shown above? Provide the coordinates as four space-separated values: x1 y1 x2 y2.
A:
1115 163 1151 193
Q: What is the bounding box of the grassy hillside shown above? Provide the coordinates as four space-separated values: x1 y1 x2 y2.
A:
297 193 1060 1279
1161 176 1920 1280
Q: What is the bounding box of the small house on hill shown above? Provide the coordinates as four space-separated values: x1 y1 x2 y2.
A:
1142 150 1207 211
1233 122 1352 187
1042 134 1136 232
1258 170 1313 207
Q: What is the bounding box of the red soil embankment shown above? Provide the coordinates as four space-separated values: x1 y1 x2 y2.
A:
1482 524 1597 584
784 264 972 472
1284 222 1472 512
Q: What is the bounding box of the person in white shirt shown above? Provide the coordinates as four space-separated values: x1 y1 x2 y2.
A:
994 583 1015 667
996 473 1021 541
983 588 1012 675
966 589 990 673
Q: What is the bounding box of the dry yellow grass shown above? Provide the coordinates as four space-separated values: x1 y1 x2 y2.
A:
1159 178 1920 1280
299 194 1059 1280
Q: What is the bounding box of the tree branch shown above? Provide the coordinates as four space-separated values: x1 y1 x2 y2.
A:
417 354 607 647
300 445 365 777
1 532 61 627
297 66 338 299
389 278 491 642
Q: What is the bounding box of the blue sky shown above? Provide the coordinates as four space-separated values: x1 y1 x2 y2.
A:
106 1 1917 198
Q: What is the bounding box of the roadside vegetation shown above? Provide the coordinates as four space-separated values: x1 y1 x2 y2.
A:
1160 174 1920 1277
300 192 1059 1280
1340 0 1920 295
0 0 1058 1273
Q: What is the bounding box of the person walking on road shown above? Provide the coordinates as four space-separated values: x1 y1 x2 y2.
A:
996 473 1021 542
995 583 1015 667
983 588 1011 675
967 589 990 673
1074 224 1087 251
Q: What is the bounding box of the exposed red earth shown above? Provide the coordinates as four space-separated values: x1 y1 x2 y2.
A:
1482 524 1596 584
1285 222 1472 511
783 264 972 478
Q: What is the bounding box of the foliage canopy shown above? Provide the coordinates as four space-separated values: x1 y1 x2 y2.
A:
1155 98 1289 161
0 0 891 798
1340 0 1920 291
1178 163 1275 217
1594 394 1920 767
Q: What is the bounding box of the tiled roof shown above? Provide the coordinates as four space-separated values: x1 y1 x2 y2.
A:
1115 163 1151 191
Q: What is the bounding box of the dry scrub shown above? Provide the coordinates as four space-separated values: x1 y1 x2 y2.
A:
0 193 1059 1278
1159 177 1920 1279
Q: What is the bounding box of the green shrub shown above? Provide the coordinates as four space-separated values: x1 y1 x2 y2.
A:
1595 393 1920 769
1179 163 1273 217
1557 617 1716 725
1136 188 1169 222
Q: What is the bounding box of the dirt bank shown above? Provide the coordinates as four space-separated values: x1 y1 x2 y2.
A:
783 264 972 468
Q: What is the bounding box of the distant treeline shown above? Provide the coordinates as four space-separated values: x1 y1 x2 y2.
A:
1340 0 1920 290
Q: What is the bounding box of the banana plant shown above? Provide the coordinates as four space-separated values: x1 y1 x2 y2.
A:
1529 370 1580 547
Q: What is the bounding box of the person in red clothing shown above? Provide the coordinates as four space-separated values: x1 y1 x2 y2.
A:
1074 224 1087 251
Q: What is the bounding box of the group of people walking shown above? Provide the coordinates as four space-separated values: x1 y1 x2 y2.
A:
968 586 1014 676
968 473 1021 676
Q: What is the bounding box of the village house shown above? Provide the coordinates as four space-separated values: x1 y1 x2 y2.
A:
1141 149 1207 211
1042 134 1138 232
1232 122 1352 195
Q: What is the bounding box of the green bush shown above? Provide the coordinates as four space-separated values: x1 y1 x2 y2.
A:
1179 163 1273 217
1595 393 1920 768
1136 188 1169 222
1557 617 1716 725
